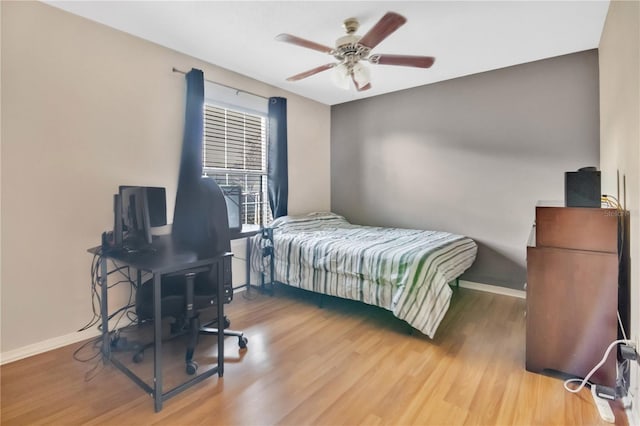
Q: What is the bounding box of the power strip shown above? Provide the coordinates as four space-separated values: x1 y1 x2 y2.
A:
592 385 615 423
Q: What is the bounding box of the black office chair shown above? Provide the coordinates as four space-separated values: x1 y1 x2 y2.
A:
132 178 248 375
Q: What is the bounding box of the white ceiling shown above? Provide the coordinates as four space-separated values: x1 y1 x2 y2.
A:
46 1 610 106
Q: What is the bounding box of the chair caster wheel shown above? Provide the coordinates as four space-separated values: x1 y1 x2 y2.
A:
239 336 248 349
186 361 198 375
132 352 144 363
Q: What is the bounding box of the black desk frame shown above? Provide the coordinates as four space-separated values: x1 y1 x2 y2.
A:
91 238 232 412
230 225 274 294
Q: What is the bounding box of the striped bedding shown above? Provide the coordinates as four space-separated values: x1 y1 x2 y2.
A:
250 212 477 338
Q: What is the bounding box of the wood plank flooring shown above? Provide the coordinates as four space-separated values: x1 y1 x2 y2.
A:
0 286 628 425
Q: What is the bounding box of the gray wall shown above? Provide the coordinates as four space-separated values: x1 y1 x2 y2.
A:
331 50 600 289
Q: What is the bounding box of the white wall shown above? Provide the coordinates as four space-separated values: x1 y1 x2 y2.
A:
599 0 640 419
0 1 330 358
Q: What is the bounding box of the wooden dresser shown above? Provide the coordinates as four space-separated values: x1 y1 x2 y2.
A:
526 204 621 387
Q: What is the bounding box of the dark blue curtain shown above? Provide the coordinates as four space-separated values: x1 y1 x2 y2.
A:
268 97 288 218
172 68 204 246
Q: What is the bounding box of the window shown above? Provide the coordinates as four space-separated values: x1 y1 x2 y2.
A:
203 104 271 226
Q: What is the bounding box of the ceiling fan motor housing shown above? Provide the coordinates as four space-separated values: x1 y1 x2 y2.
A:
334 34 370 64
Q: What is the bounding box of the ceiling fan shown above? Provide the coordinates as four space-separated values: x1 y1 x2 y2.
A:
276 12 435 92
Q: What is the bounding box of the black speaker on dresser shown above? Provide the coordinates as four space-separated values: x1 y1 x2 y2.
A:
565 168 601 208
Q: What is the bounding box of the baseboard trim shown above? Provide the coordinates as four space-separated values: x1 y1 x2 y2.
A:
458 280 526 299
0 328 100 366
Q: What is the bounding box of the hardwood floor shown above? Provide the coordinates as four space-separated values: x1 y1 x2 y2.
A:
0 286 628 425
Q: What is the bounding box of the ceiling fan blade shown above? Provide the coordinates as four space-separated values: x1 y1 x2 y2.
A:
358 12 407 49
275 33 334 54
351 74 372 92
286 63 336 81
369 54 435 68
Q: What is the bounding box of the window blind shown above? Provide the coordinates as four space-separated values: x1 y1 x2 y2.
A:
203 104 271 226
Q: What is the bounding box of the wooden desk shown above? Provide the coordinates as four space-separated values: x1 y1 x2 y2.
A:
88 235 232 412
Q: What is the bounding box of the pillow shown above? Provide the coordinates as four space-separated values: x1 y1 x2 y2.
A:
269 212 348 230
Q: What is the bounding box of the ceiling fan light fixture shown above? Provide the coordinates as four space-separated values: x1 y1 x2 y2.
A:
352 62 370 87
332 63 351 90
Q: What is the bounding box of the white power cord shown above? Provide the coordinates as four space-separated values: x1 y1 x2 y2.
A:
564 339 634 393
618 311 628 341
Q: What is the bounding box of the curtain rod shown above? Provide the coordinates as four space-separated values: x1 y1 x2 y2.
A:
172 67 269 101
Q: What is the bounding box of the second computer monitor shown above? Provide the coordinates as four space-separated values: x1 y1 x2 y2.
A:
220 185 242 232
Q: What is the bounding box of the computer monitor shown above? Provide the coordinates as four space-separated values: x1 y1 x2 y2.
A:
119 186 167 227
119 186 153 251
220 185 242 232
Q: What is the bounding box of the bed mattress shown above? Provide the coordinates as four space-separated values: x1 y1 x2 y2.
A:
251 212 477 338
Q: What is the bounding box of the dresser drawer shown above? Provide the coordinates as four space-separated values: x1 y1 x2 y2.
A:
535 206 618 253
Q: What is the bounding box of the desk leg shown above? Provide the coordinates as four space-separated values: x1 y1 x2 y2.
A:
217 260 225 377
100 256 110 362
153 273 163 412
245 236 252 293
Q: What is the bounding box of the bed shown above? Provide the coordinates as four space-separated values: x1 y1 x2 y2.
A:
250 212 477 338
